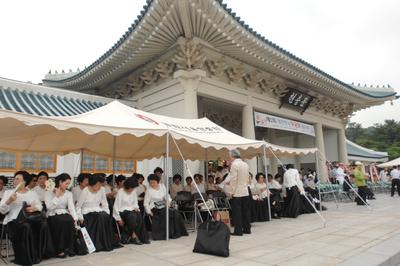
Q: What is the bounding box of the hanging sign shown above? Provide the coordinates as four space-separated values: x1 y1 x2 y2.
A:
254 111 315 136
280 88 314 114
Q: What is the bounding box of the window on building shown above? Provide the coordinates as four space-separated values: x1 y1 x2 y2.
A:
21 153 36 169
82 154 94 171
39 154 54 170
0 151 16 169
95 155 108 171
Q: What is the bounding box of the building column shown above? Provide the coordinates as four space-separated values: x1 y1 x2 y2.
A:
242 96 257 176
338 127 348 164
174 69 206 177
294 133 301 170
314 122 328 181
267 129 278 175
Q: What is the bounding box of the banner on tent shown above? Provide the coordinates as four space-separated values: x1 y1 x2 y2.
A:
254 111 315 137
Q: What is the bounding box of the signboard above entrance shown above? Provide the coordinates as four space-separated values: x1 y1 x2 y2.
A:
254 111 315 136
280 88 314 114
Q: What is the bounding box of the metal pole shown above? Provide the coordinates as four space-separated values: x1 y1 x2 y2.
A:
205 148 208 185
315 152 323 211
165 133 170 241
263 144 272 221
112 136 116 187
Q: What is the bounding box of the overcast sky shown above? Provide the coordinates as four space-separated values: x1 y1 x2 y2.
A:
0 0 399 127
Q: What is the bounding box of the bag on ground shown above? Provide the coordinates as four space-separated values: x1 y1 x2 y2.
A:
193 220 230 257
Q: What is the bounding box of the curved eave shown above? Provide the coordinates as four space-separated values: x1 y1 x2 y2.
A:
42 0 396 102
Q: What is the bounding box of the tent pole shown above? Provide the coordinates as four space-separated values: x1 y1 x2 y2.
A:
165 132 170 241
205 148 208 185
315 152 323 211
263 144 272 221
112 136 116 187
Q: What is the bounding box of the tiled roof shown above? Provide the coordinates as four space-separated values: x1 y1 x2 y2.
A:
347 140 388 161
0 78 107 116
42 0 396 100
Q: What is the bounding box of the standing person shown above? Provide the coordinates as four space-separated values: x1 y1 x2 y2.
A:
229 149 251 236
0 171 54 265
72 173 90 205
390 165 400 197
379 168 389 183
354 161 368 205
334 163 346 186
45 173 78 258
282 164 305 218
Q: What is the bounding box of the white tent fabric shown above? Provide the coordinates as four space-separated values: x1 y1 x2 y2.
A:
0 100 317 160
377 157 400 168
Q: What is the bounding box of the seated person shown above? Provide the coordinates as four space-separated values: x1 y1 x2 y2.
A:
113 177 149 245
183 176 193 192
76 174 117 252
191 174 205 194
33 171 49 203
170 174 183 200
0 175 8 200
115 175 126 190
0 171 54 265
72 173 90 205
134 173 146 212
206 175 218 192
250 173 269 222
305 174 319 199
144 174 188 240
45 173 78 258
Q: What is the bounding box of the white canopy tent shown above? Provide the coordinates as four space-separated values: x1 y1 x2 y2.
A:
377 157 400 168
0 100 324 238
0 100 317 160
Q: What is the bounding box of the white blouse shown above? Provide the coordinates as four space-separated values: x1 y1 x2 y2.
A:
45 190 78 221
191 182 205 194
254 182 267 195
113 189 139 221
0 189 42 225
170 183 183 199
143 184 171 214
75 187 109 220
71 186 83 204
0 188 6 200
283 169 305 194
136 184 146 199
33 186 47 202
269 180 282 190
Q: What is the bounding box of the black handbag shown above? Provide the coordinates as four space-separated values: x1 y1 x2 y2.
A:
18 201 45 223
73 229 88 256
193 220 230 257
154 201 166 209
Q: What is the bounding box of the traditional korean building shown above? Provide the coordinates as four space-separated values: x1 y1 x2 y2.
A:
0 0 396 178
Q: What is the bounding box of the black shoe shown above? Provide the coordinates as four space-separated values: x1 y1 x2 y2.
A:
143 240 151 244
230 232 243 236
66 249 76 257
243 231 251 235
130 238 143 245
114 243 124 249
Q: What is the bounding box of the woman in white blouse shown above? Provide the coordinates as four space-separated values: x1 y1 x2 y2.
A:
0 171 54 265
76 174 115 252
45 173 78 258
282 165 305 218
33 171 48 203
113 177 149 245
249 173 269 222
144 174 188 240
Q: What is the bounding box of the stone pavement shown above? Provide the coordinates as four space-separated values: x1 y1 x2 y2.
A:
8 194 400 266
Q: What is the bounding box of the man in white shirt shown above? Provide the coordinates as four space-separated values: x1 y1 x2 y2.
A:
390 166 400 197
334 163 346 185
229 149 251 236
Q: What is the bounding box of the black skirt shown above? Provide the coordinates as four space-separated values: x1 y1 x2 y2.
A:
301 195 316 214
250 199 269 222
151 208 188 240
8 218 54 265
48 214 75 255
83 212 114 252
283 186 302 218
119 210 149 242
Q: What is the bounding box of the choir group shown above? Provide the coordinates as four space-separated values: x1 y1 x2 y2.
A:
0 157 322 266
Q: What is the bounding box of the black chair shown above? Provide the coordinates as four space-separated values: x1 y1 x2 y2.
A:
176 191 194 224
211 191 231 210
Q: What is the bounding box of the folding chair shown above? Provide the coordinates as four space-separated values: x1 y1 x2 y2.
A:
0 223 12 264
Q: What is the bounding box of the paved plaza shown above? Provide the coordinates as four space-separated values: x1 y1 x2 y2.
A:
8 194 400 266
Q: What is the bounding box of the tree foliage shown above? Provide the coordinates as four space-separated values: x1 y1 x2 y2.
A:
346 120 400 160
